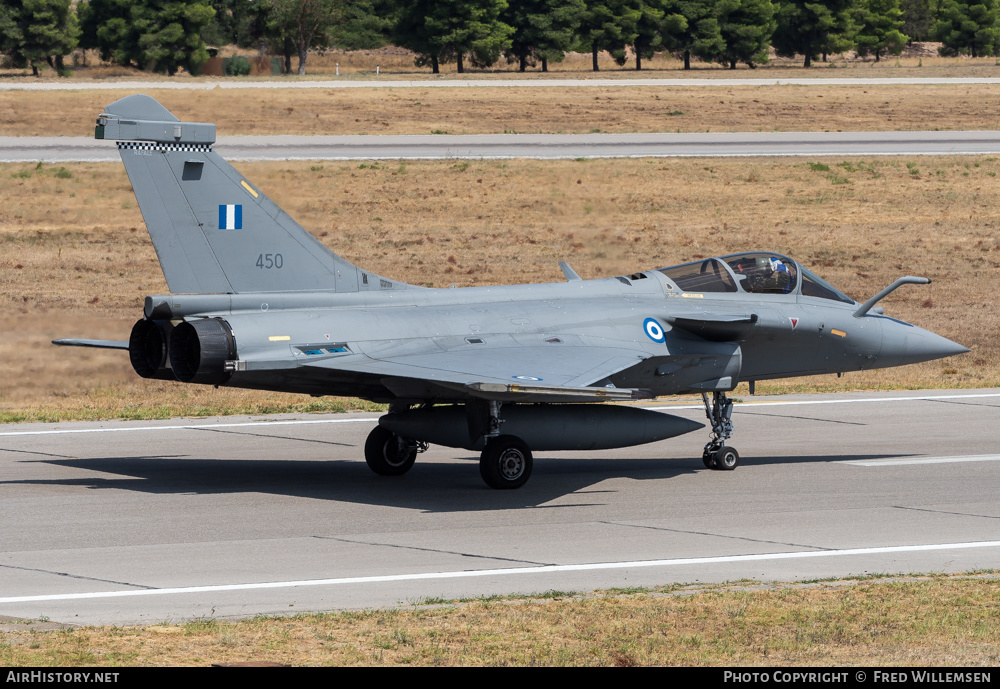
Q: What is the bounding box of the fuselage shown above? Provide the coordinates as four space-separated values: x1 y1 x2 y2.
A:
154 252 966 403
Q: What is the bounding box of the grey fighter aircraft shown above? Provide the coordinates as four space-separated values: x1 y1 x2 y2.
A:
55 95 969 489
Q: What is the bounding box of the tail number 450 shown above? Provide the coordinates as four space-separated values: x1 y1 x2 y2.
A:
256 253 284 269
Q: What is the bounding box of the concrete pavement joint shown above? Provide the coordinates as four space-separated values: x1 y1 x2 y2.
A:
0 447 78 459
923 399 1000 408
598 520 830 552
893 505 1000 521
732 411 866 425
313 534 552 567
188 426 354 448
0 563 156 590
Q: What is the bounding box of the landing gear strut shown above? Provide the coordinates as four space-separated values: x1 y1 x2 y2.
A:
471 401 533 489
701 391 739 471
364 426 426 476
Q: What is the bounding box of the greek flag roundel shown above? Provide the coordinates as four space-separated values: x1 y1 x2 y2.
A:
643 318 665 343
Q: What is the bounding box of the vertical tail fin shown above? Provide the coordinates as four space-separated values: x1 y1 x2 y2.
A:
98 94 405 295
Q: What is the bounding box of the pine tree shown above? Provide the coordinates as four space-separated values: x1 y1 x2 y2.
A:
78 0 129 62
715 0 775 69
772 0 857 67
899 0 935 41
328 0 394 49
78 0 214 75
662 0 726 70
0 0 79 76
933 0 1000 57
201 0 275 49
394 0 514 73
268 0 341 75
502 0 584 72
855 0 908 61
633 0 665 70
576 0 641 71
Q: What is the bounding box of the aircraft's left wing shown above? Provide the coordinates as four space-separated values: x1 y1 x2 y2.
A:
301 338 655 402
52 339 129 350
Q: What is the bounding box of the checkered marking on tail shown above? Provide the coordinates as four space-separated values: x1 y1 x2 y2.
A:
117 141 213 153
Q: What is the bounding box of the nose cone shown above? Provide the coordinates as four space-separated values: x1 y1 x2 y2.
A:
880 321 969 367
905 330 970 364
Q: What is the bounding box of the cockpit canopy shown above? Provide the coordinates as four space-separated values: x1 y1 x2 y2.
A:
657 252 855 303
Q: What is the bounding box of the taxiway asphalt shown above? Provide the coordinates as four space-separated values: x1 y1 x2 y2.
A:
1 389 998 626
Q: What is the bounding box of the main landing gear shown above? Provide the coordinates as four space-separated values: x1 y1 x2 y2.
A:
479 435 533 489
475 401 532 489
701 391 739 471
364 402 533 489
364 425 426 476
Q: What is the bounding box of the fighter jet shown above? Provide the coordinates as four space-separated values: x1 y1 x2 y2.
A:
54 95 969 489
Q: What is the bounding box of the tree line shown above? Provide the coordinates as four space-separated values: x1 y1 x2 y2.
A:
1 0 998 77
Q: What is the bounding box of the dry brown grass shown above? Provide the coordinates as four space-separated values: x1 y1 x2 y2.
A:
4 82 1000 137
1 575 998 666
0 154 995 420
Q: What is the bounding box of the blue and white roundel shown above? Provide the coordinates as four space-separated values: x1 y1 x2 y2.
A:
513 375 543 381
643 318 665 343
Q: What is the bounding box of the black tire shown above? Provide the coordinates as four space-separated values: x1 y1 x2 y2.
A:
702 450 716 469
479 435 533 489
713 446 740 471
364 426 417 476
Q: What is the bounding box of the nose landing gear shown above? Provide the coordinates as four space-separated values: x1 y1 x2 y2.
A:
701 391 739 471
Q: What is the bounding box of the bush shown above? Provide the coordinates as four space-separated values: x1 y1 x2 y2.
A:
224 56 251 77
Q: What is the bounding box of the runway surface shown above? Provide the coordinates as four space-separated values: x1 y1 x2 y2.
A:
5 130 1000 163
4 77 1000 91
1 389 998 626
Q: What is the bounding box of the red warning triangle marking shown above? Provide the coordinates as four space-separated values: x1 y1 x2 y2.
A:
789 317 799 330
